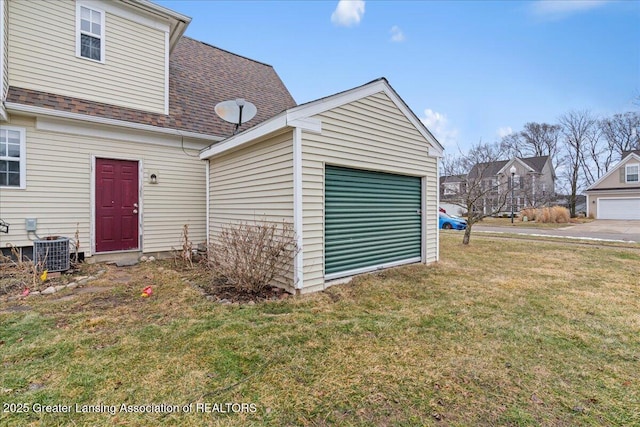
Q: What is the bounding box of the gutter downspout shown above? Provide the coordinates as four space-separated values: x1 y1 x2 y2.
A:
205 160 210 247
293 127 303 291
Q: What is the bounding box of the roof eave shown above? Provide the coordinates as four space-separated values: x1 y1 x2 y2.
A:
200 78 445 160
122 0 191 52
5 101 224 143
586 153 640 190
497 157 536 175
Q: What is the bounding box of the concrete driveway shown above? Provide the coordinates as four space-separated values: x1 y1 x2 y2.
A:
474 220 640 243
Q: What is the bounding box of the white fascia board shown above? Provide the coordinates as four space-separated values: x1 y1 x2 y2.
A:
285 79 444 156
6 102 224 144
382 84 445 156
285 80 389 122
287 117 322 134
36 117 208 150
121 0 191 51
79 0 171 32
199 116 320 161
429 146 444 158
199 112 288 159
200 78 443 159
586 153 640 190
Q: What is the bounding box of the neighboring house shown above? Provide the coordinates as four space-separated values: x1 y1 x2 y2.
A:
585 150 640 220
0 0 443 293
439 174 466 215
465 155 555 215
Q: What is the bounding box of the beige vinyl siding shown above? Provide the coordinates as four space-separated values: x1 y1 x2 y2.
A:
208 131 294 289
0 115 207 255
301 91 438 293
8 0 166 113
593 159 640 189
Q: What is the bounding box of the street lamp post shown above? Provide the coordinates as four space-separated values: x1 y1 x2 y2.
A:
510 165 516 224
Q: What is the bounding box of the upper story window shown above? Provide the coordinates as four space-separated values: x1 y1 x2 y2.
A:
0 127 26 189
626 164 639 183
77 4 105 63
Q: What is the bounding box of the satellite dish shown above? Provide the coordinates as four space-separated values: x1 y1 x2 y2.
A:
215 98 257 134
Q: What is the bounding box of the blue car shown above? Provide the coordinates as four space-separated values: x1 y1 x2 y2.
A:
439 212 467 230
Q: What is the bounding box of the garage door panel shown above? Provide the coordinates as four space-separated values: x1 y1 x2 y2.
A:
325 165 422 278
598 198 640 220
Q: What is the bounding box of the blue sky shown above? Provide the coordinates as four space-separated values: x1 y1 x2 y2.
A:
158 0 639 153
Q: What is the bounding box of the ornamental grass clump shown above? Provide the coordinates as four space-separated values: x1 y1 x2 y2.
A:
520 206 570 223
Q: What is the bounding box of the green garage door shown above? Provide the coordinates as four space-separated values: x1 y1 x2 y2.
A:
325 165 422 279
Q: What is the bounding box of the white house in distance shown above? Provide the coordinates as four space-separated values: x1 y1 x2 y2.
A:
0 0 443 293
585 150 640 220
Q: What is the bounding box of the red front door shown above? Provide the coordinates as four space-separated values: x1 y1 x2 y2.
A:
95 158 139 252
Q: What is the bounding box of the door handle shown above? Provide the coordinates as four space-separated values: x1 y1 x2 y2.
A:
133 209 138 214
134 203 138 208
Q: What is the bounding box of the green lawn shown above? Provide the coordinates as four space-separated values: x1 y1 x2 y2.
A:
1 234 639 426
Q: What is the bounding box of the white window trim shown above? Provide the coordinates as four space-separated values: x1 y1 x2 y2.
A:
625 164 639 183
0 126 26 189
76 2 106 64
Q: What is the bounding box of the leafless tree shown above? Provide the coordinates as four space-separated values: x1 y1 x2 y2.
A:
558 110 598 217
599 112 640 160
442 142 511 245
580 123 607 186
500 122 561 169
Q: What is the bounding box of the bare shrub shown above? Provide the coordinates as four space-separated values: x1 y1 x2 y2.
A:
173 224 194 269
206 220 298 294
0 246 46 295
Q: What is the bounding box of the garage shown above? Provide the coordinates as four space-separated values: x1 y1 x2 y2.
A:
201 78 443 293
325 165 422 279
598 198 640 220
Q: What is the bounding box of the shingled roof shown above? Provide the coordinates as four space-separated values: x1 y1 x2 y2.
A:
6 37 296 138
468 155 549 179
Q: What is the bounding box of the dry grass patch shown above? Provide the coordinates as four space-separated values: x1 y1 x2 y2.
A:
1 236 639 426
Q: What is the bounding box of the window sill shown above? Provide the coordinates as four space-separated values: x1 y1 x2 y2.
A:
75 54 105 65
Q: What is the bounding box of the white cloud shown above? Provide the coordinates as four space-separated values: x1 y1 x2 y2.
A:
421 109 459 148
389 25 405 42
497 126 513 139
530 0 609 20
331 0 365 27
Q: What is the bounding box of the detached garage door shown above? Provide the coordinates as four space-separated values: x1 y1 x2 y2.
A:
598 198 640 220
325 165 422 279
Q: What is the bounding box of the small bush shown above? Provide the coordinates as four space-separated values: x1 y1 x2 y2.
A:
206 220 298 294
